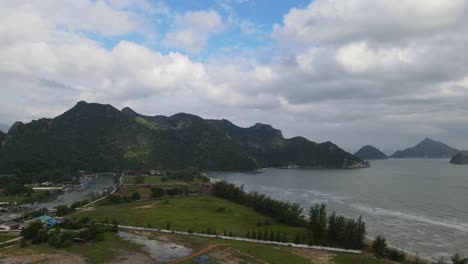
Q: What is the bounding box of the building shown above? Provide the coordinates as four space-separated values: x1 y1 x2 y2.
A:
0 222 20 231
35 215 60 227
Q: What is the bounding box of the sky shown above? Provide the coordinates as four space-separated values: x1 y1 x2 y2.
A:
0 0 468 154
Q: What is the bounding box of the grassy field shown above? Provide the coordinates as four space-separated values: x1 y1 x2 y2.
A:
74 195 306 240
0 191 59 203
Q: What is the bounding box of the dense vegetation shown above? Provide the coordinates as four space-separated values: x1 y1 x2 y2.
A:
21 218 117 248
212 181 366 249
0 101 365 178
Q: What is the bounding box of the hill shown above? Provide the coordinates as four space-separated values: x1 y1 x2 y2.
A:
450 153 468 165
0 101 367 174
391 138 460 158
354 145 388 160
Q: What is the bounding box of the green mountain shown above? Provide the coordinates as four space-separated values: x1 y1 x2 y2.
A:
354 145 388 160
391 138 460 158
0 101 367 173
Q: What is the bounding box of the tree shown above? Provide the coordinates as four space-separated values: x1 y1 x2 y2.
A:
276 231 281 242
372 235 387 258
246 231 251 239
252 231 257 239
21 221 43 240
131 192 140 200
308 203 327 243
282 232 287 243
269 230 275 241
151 187 165 198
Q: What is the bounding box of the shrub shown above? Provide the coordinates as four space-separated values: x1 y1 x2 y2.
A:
215 207 225 213
372 235 388 258
131 192 140 200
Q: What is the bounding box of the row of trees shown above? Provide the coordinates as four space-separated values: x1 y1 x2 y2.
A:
212 181 304 226
309 203 366 249
212 181 367 249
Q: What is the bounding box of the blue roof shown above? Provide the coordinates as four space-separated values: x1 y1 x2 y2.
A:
35 215 53 222
46 219 59 227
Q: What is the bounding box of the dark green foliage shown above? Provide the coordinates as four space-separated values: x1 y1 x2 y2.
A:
131 192 140 200
151 187 165 198
252 231 257 239
212 181 304 226
21 221 43 240
55 205 74 216
308 203 327 243
105 194 132 204
0 102 364 176
385 248 406 262
276 231 281 242
246 231 251 238
3 183 31 195
452 254 468 264
269 230 275 241
372 235 388 258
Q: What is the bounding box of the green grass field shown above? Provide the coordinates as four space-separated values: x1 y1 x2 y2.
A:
0 191 59 203
74 195 306 240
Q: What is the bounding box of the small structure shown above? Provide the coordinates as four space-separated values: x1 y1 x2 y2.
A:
41 182 53 186
35 215 60 227
0 222 20 231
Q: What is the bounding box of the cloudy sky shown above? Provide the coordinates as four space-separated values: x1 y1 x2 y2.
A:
1 0 468 154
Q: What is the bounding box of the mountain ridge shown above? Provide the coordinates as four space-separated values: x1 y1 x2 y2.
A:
391 138 460 158
0 101 368 172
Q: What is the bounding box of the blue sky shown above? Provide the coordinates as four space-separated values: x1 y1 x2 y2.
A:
93 0 312 60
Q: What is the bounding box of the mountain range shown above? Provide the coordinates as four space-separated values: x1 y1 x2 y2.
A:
0 101 368 173
391 138 467 158
354 145 388 160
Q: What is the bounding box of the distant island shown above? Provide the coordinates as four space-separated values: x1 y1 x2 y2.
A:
354 145 388 160
450 153 468 165
391 138 460 158
0 101 368 174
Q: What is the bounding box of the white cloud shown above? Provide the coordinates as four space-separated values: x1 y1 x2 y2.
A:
273 0 467 49
163 10 224 54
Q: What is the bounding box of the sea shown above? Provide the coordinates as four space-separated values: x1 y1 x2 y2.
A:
209 158 468 260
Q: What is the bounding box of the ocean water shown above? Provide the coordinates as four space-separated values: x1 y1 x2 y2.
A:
209 159 468 259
